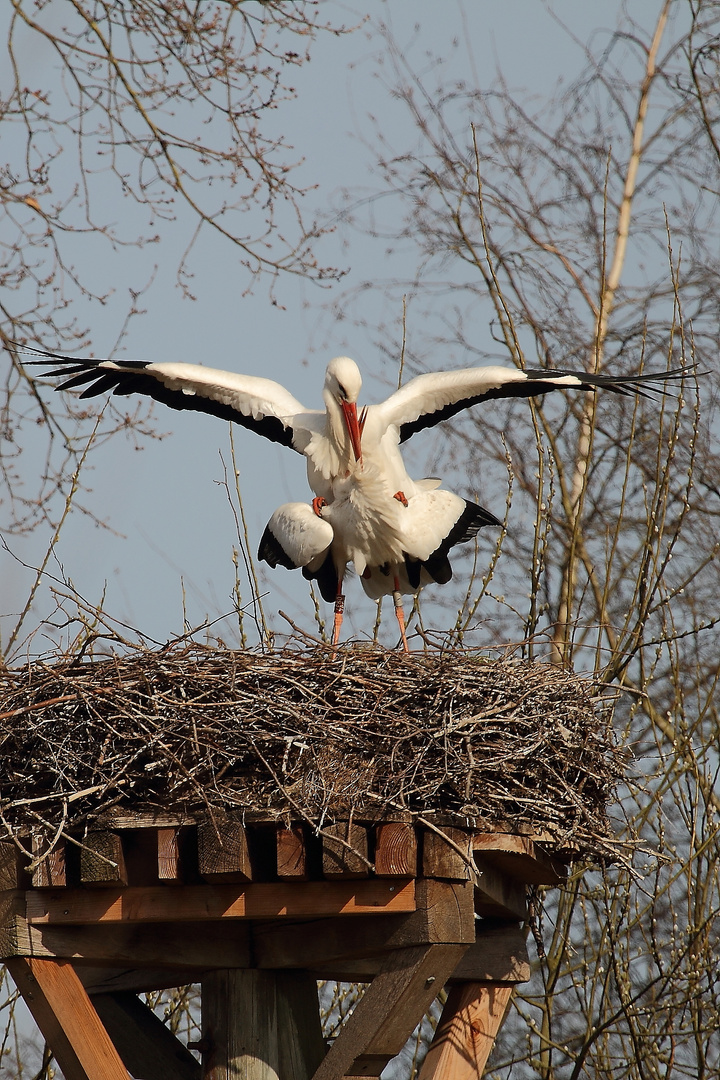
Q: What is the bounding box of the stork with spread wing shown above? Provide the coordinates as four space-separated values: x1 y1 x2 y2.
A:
14 344 683 649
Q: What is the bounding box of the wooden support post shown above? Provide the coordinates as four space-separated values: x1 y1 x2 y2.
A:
311 944 467 1080
417 982 513 1080
201 969 324 1080
5 956 130 1080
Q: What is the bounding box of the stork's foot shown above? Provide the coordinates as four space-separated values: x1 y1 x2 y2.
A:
393 491 409 507
312 496 327 517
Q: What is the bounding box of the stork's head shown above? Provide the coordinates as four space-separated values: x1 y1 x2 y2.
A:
324 356 365 463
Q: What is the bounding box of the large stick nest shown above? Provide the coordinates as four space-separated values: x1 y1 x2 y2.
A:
0 644 627 863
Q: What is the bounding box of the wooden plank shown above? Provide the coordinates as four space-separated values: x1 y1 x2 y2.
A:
276 825 307 880
285 921 530 984
200 972 324 1080
311 944 467 1080
98 812 197 829
474 858 528 920
81 831 128 887
418 982 513 1080
5 956 130 1080
198 821 252 882
254 880 475 971
473 833 567 885
21 920 251 969
80 966 221 996
423 828 474 881
32 834 67 889
448 923 530 984
25 879 416 925
158 827 183 882
93 990 201 1080
322 823 369 878
374 824 417 877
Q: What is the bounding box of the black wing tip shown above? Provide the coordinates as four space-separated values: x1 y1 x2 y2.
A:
526 365 696 398
7 340 97 366
455 500 504 539
258 526 297 571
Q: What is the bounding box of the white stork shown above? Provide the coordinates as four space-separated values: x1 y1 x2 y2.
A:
14 344 682 649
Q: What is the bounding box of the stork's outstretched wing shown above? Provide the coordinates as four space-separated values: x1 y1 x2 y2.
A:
373 364 687 443
13 344 318 450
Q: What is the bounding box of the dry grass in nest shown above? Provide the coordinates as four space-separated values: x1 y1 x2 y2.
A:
0 643 628 863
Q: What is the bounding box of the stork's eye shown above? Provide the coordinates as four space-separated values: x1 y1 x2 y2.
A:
337 385 348 401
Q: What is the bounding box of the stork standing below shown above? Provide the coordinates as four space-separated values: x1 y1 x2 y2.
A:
12 344 683 650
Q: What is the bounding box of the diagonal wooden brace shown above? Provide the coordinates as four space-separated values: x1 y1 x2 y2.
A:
92 990 201 1080
418 981 514 1080
311 943 468 1080
5 957 130 1080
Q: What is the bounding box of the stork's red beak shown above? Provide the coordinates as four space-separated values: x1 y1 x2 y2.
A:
341 399 365 463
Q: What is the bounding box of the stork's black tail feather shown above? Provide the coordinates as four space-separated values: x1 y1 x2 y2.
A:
302 550 339 604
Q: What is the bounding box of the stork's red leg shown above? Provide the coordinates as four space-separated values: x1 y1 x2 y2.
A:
332 576 345 653
392 575 410 653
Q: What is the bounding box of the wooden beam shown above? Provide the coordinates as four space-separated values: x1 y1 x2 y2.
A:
276 825 308 880
80 966 217 996
474 859 528 920
449 923 530 984
32 834 67 888
5 956 130 1080
0 840 27 891
198 821 252 883
201 970 324 1080
0 890 27 958
473 833 567 885
311 944 467 1080
295 919 530 984
81 831 128 887
423 829 474 881
322 824 369 878
19 920 251 969
158 827 184 882
92 991 201 1080
374 824 416 877
25 880 416 925
253 880 475 973
15 884 481 983
418 982 513 1080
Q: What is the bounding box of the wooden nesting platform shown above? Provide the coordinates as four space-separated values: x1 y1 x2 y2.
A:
1 813 566 1080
